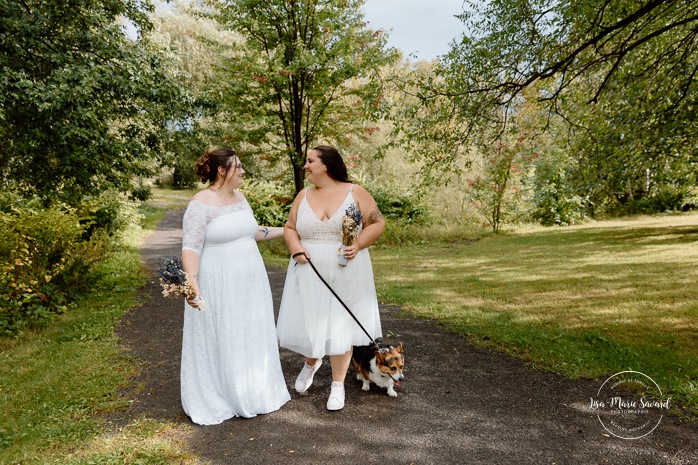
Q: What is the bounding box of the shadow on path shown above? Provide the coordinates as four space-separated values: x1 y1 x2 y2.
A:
115 209 697 465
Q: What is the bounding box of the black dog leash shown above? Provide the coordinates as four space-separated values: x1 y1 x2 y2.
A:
292 251 378 348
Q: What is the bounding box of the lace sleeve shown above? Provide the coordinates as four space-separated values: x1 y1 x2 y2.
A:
182 201 210 255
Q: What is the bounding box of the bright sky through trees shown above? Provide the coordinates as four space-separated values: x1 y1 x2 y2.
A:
362 0 465 60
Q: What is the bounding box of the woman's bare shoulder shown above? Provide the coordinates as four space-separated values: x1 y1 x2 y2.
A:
351 184 370 195
351 184 376 203
192 189 211 202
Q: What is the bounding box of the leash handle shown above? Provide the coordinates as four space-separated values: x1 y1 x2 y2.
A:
292 251 377 347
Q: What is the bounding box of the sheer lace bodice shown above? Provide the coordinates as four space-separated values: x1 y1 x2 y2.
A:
296 188 361 243
182 199 252 255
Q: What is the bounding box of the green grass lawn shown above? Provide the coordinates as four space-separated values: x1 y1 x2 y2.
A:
371 213 698 417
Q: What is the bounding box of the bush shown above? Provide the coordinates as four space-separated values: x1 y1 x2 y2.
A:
129 182 153 202
349 177 426 225
0 206 92 334
74 194 143 240
171 158 201 189
241 180 294 227
378 218 483 247
0 193 133 335
607 188 692 216
528 151 588 226
370 187 426 224
532 182 588 226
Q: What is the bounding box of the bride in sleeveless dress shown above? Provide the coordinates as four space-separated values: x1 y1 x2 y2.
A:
277 145 385 411
180 148 290 425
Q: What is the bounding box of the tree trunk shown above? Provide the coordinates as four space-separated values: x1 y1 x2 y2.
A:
293 160 306 196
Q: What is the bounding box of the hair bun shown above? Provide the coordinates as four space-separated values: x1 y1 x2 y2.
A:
193 148 237 185
194 152 212 183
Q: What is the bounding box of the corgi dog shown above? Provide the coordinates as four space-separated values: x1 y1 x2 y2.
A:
351 342 405 397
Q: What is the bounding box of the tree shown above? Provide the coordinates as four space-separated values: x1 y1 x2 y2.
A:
392 0 698 216
149 0 239 188
448 0 698 109
560 63 698 213
0 0 196 202
213 0 398 194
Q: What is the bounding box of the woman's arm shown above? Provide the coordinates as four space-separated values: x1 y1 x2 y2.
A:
181 249 203 308
256 226 284 241
181 201 207 308
343 185 385 260
284 192 311 264
355 185 386 248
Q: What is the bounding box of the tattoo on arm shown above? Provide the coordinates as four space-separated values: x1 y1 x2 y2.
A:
366 208 384 225
260 227 269 238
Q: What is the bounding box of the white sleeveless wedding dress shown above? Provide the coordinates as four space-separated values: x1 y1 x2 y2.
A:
277 186 382 358
180 198 290 425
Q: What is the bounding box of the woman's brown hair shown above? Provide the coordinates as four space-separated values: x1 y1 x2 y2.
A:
312 145 350 183
195 148 237 184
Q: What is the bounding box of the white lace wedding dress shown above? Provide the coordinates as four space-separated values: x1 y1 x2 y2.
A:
277 186 382 358
180 198 290 425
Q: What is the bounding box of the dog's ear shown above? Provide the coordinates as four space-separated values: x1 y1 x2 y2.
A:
375 349 386 362
394 342 403 353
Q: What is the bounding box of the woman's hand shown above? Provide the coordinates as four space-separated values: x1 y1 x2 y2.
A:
343 239 362 261
186 294 202 308
292 247 311 264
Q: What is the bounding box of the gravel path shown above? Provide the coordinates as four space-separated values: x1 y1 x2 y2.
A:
115 208 697 464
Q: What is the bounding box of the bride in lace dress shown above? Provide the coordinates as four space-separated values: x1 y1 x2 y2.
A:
180 148 290 425
277 145 384 411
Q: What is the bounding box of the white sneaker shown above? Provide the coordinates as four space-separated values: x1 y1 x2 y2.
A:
326 381 345 411
294 360 321 393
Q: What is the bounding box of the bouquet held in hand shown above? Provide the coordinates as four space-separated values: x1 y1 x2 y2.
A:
339 203 362 267
157 256 207 311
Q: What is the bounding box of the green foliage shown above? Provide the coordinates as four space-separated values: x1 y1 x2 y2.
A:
0 199 195 463
0 245 196 463
531 181 587 227
158 174 295 275
214 0 399 193
390 0 698 223
377 219 482 247
382 60 474 186
528 149 588 226
0 0 199 201
129 182 153 202
0 193 144 335
0 205 99 335
556 58 698 216
74 193 143 240
466 135 531 232
241 180 294 227
162 130 211 191
171 156 202 190
368 186 426 224
445 0 698 119
606 187 694 216
148 1 237 182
